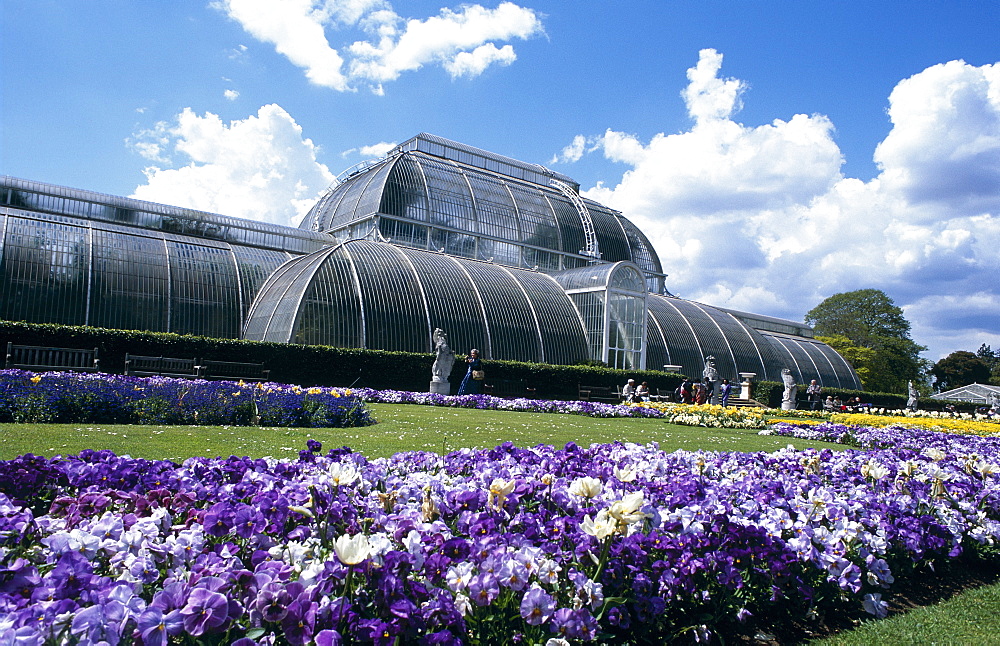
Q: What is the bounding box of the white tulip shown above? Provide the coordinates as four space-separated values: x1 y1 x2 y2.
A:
334 533 371 565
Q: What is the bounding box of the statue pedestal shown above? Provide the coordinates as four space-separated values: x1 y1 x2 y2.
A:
429 380 451 396
781 400 796 411
738 373 756 400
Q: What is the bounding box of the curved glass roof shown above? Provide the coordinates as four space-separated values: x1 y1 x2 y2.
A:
299 134 665 287
645 295 862 389
0 176 327 338
244 239 590 365
3 176 336 255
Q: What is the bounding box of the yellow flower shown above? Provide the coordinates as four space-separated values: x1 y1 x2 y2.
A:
831 412 1000 437
488 478 516 510
30 375 41 384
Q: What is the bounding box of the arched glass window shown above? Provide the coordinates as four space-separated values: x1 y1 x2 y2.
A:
606 265 646 370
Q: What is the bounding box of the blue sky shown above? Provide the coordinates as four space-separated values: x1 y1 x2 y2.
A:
3 1 999 363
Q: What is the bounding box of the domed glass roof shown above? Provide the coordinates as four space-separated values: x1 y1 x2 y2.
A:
299 133 665 292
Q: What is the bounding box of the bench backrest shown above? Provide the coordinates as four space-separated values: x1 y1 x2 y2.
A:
125 354 199 373
6 343 99 371
200 359 269 380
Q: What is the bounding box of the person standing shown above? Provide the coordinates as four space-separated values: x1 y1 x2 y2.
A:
680 378 692 404
719 379 733 407
457 349 483 395
694 379 707 405
806 380 822 410
907 381 919 412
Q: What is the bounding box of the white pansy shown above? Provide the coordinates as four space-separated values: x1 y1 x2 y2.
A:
488 478 516 510
329 462 360 487
924 448 947 461
861 459 890 480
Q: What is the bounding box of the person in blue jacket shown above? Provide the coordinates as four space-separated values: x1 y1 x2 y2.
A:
457 348 483 395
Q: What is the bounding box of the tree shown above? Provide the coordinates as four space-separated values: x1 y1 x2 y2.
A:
975 344 1000 386
931 351 992 391
815 334 876 387
805 289 927 394
805 289 911 346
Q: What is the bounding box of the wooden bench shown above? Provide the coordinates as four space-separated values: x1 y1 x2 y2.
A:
483 379 538 399
648 387 670 402
578 384 622 404
124 354 200 379
199 359 270 382
5 342 100 372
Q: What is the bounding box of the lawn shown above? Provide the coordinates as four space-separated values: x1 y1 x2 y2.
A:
0 402 848 461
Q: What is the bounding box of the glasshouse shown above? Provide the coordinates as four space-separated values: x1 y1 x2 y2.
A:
0 133 861 388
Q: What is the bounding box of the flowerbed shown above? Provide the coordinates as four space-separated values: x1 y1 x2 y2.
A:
0 370 373 428
3 424 1000 644
632 402 769 429
829 412 1000 436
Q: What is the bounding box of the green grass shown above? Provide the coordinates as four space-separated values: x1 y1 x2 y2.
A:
0 402 846 461
2 401 998 644
810 578 1000 645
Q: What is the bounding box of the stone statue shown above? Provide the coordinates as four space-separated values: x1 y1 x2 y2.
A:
431 328 455 383
907 380 919 411
781 368 797 410
702 356 720 405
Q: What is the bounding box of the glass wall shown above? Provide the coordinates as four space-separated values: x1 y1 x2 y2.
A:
0 176 324 338
0 214 90 326
244 240 591 364
89 225 170 331
756 332 862 389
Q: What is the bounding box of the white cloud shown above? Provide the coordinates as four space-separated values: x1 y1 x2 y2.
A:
358 141 396 157
214 0 542 92
130 104 334 227
340 140 397 158
683 48 746 123
907 292 1000 361
560 50 1000 360
551 134 594 164
213 0 350 90
443 43 516 78
224 89 240 100
875 59 1000 216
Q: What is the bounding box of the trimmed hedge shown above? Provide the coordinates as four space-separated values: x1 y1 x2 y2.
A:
4 320 966 411
0 321 685 400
